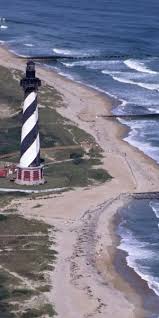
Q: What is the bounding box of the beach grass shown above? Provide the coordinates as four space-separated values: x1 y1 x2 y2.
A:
0 194 57 317
0 66 23 111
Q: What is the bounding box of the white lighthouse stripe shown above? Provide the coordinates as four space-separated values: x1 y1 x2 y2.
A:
21 108 38 142
23 92 37 113
35 133 40 160
20 134 40 168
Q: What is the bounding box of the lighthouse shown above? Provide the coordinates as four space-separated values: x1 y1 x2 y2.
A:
15 61 45 185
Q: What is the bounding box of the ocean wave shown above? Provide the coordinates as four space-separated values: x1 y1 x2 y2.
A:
0 25 8 29
42 59 130 110
62 59 121 70
52 47 97 57
24 43 34 47
119 99 128 107
120 252 159 296
124 59 157 74
57 71 75 81
62 61 79 68
41 60 120 103
150 201 159 219
52 68 128 109
138 82 159 91
102 69 121 75
118 226 159 296
112 76 134 86
9 49 28 58
119 119 159 163
78 81 122 103
102 67 159 91
53 48 78 56
112 75 159 91
148 107 159 114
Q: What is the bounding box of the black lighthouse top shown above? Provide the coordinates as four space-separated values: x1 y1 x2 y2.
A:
20 60 41 93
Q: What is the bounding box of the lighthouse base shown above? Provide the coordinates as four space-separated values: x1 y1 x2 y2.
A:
15 165 45 186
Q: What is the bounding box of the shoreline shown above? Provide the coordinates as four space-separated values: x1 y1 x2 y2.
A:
0 44 159 317
114 206 159 318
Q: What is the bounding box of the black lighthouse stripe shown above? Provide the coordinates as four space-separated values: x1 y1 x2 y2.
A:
22 97 37 125
21 121 39 157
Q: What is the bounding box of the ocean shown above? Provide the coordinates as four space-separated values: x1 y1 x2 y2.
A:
1 0 159 315
117 200 159 317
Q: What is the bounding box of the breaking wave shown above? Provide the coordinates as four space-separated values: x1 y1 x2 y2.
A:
118 213 159 297
124 59 157 74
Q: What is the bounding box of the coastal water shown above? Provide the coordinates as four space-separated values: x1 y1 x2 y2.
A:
1 0 159 314
117 199 159 317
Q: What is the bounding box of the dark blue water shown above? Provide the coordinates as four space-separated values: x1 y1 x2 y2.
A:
1 0 159 312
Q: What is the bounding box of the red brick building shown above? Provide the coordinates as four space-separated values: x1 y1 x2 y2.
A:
0 167 7 178
0 164 17 178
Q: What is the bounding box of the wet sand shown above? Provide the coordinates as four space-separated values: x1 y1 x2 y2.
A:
1 44 159 317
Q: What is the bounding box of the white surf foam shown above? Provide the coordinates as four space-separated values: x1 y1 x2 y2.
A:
112 75 135 85
9 49 28 58
0 25 8 29
148 107 159 114
62 61 79 68
123 252 159 296
53 47 91 57
119 99 127 107
102 69 121 76
124 59 157 74
112 74 159 91
119 119 159 163
127 258 159 297
150 201 159 219
24 43 34 47
53 48 75 55
137 82 159 91
62 60 121 70
58 71 75 81
61 60 124 75
118 228 159 296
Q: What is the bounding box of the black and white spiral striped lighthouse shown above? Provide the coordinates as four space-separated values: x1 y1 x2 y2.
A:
15 61 45 185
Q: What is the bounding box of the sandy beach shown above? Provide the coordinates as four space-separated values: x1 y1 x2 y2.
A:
1 45 159 317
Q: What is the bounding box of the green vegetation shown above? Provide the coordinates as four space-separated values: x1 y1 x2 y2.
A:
3 208 17 214
0 194 57 317
0 64 111 191
21 304 56 318
0 214 8 221
39 82 63 108
88 168 111 182
45 159 111 187
53 147 84 161
0 67 23 110
0 125 21 155
0 192 28 209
